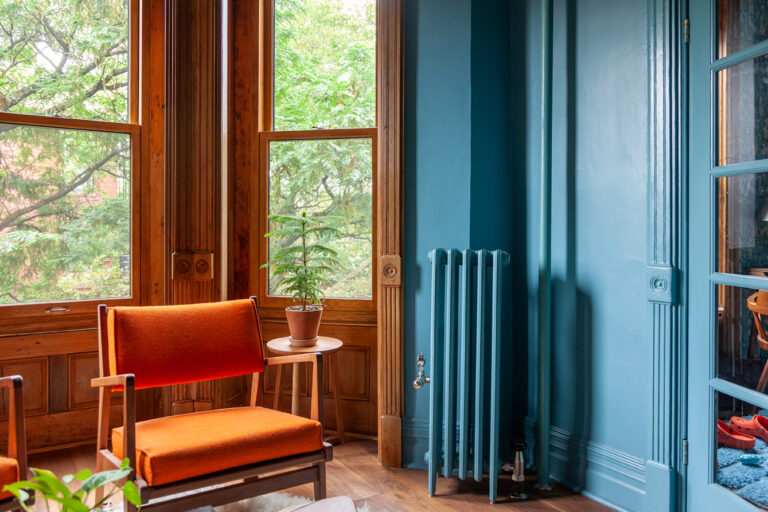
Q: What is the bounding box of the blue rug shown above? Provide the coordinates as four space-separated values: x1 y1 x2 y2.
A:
738 479 768 506
718 418 768 508
717 462 767 489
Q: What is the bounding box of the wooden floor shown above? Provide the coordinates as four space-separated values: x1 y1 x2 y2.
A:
29 439 611 511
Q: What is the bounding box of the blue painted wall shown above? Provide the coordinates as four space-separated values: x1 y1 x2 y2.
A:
402 0 527 465
530 1 652 509
403 1 658 510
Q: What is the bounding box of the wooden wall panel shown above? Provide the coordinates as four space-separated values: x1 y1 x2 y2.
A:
164 0 247 414
376 0 405 467
260 319 378 435
69 353 101 410
1 357 48 417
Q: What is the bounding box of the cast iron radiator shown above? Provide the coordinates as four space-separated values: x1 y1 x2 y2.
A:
422 248 510 503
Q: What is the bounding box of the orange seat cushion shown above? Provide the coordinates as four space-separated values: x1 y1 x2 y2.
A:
107 299 265 389
0 456 19 501
112 407 323 486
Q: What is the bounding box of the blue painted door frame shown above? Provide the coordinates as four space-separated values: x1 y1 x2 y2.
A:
688 0 768 510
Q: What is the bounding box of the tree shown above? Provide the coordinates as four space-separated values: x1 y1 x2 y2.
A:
0 0 376 304
0 0 130 304
269 0 376 298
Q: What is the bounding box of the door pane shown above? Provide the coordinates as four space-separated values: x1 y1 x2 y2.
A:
273 0 376 130
717 54 768 166
718 0 768 59
716 172 768 275
0 0 130 122
715 390 768 509
0 124 131 304
717 284 768 391
267 137 372 299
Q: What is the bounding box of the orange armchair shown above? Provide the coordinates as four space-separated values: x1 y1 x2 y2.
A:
0 375 27 512
91 298 331 512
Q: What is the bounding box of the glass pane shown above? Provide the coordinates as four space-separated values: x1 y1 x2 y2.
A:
273 0 376 130
0 1 129 122
716 172 768 275
717 54 768 166
267 137 372 299
718 0 768 59
0 124 131 304
716 284 768 390
715 390 768 509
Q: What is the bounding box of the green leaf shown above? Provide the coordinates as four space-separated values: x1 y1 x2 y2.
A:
122 480 142 507
80 468 131 493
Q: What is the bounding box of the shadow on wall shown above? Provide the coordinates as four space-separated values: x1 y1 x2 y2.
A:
549 0 593 489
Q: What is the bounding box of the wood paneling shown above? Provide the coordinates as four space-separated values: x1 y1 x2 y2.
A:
69 353 107 410
376 0 405 467
261 320 377 435
165 0 242 414
1 357 48 417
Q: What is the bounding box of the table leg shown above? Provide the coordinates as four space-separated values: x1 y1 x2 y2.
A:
332 354 345 442
273 364 283 410
291 362 300 416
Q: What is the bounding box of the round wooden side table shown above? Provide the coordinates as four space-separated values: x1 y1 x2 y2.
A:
266 336 345 443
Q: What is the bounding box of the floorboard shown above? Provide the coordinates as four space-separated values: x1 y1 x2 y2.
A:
28 439 612 511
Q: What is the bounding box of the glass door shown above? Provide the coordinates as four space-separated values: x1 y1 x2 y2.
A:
689 1 768 510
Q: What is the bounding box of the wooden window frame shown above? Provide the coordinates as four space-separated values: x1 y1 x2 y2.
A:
256 3 379 313
229 0 403 466
0 0 143 334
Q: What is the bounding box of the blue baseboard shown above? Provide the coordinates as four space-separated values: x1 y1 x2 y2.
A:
402 416 654 512
549 425 646 511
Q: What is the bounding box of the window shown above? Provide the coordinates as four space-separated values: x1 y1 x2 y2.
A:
0 0 139 308
261 0 376 302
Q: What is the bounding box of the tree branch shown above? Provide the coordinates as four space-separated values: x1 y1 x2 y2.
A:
0 149 121 231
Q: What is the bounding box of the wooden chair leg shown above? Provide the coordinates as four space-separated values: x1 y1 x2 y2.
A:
314 461 326 501
94 453 106 503
757 358 768 395
273 364 283 410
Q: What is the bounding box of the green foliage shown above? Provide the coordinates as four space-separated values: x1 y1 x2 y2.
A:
0 0 375 305
274 0 375 129
269 0 375 298
0 1 131 305
262 212 344 309
2 458 141 512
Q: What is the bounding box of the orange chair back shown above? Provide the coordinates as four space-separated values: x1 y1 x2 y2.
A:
100 299 265 389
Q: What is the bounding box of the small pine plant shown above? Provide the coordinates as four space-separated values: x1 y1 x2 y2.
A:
261 212 343 310
3 458 141 512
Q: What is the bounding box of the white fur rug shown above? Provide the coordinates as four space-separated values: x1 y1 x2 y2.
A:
102 493 370 512
217 493 370 512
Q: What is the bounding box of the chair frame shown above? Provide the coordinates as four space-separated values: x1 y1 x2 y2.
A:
747 292 768 394
0 375 27 512
92 299 332 512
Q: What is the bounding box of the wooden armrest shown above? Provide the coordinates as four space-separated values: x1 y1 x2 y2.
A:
265 353 321 366
0 376 27 480
0 375 21 390
251 353 325 430
91 374 135 388
91 374 136 479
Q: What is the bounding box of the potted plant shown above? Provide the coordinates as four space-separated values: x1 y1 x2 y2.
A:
262 212 343 346
3 458 141 512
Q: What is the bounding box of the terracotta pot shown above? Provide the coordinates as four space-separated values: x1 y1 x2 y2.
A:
285 306 323 346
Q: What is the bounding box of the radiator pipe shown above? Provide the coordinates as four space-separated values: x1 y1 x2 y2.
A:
537 0 554 489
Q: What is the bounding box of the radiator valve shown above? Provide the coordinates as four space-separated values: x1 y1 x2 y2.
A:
413 353 431 389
